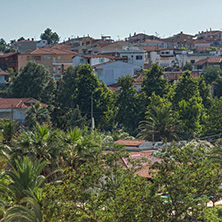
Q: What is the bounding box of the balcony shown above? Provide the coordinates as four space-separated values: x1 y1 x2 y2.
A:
52 59 73 65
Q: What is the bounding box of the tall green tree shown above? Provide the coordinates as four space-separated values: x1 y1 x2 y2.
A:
202 66 222 85
138 103 181 141
116 74 139 134
40 28 59 44
142 63 168 97
178 96 204 139
173 71 200 107
9 61 56 104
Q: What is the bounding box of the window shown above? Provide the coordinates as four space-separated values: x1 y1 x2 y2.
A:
80 59 84 64
99 58 104 63
136 55 142 60
58 56 61 60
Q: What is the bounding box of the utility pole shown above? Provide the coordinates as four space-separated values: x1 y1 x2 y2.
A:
91 95 95 130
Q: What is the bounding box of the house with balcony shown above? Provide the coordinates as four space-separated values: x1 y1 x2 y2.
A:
101 49 145 69
192 57 222 73
0 52 20 72
18 45 78 77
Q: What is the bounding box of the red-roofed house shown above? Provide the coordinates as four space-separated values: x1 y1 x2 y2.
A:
0 98 47 123
0 52 20 72
18 45 78 77
193 57 222 72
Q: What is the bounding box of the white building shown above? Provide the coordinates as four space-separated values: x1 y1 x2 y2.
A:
0 98 47 123
93 61 140 86
101 49 145 69
73 55 114 67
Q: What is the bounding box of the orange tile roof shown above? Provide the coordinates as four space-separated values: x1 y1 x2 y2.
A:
21 46 78 56
0 71 10 75
114 139 146 146
139 45 164 52
193 57 222 65
0 52 19 58
0 98 47 109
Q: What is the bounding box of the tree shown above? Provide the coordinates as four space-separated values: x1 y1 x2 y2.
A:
152 143 222 221
17 37 25 42
203 98 222 135
173 71 200 107
142 63 168 97
137 103 181 141
202 66 222 85
182 62 193 71
9 61 56 104
0 156 49 203
116 74 139 134
25 102 50 128
40 28 59 45
177 96 204 139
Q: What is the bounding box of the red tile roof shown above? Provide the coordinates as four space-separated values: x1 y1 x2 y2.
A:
139 45 164 52
193 57 222 65
0 71 10 76
21 46 78 56
92 61 114 68
0 52 19 58
121 154 162 178
114 139 146 147
0 98 47 109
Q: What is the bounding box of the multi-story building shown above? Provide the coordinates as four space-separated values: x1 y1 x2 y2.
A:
18 45 78 77
0 52 20 72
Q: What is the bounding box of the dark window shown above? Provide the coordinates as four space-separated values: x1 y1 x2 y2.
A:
136 55 142 60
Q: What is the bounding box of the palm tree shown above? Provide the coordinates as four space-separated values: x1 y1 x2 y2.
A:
1 197 42 222
0 119 18 145
25 102 50 128
13 125 63 165
0 156 48 203
137 105 180 141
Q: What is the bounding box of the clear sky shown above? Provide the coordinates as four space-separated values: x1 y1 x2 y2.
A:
1 0 222 43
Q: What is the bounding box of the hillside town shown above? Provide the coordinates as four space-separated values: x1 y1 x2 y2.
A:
2 27 222 221
1 29 222 87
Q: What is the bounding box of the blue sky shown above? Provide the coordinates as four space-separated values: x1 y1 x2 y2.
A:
1 0 222 43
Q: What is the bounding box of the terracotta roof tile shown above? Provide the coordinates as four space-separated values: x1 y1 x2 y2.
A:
0 71 10 75
0 98 47 109
114 139 146 146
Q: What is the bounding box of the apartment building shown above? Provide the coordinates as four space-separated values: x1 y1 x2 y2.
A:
18 45 78 77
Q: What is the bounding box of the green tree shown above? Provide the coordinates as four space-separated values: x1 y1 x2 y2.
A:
203 98 222 135
40 28 59 45
182 62 192 71
17 37 25 42
25 102 50 128
9 61 56 104
202 66 222 85
116 74 139 134
0 156 49 203
177 96 204 139
137 103 180 141
152 143 222 221
142 63 168 97
173 71 200 107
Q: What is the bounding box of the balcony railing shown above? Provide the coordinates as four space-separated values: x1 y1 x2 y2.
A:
52 60 73 64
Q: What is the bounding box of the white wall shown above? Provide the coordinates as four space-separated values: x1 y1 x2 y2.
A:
94 61 140 86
